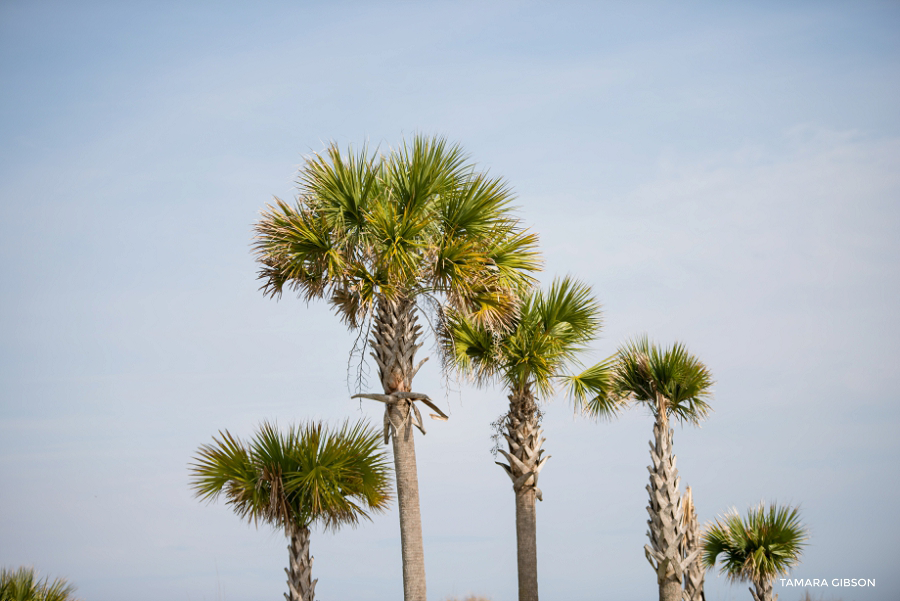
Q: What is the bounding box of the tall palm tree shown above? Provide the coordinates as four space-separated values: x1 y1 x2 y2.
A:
253 135 540 601
442 277 620 601
190 420 391 601
0 567 78 601
703 503 808 601
611 336 713 601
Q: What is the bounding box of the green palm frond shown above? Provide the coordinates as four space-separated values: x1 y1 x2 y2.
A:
385 135 469 219
563 356 623 419
190 420 392 533
299 142 381 234
703 503 808 584
537 276 601 351
613 335 713 424
0 567 78 601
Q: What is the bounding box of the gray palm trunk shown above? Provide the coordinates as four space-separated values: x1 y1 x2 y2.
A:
750 579 775 601
644 409 697 601
370 296 429 601
680 487 706 601
285 524 316 601
496 389 548 601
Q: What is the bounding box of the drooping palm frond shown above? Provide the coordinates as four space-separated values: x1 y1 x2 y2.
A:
613 335 713 424
563 356 622 419
703 503 808 585
190 420 392 533
253 134 541 331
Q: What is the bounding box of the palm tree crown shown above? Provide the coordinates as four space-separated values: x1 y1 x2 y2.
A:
443 276 618 412
703 503 808 585
0 567 78 601
253 134 540 330
612 335 713 426
191 420 391 531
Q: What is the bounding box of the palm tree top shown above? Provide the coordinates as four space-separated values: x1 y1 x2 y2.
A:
253 134 541 330
612 335 713 425
0 566 79 601
190 420 392 532
703 502 808 584
442 276 620 415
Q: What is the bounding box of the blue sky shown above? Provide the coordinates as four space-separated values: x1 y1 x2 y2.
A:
1 2 898 600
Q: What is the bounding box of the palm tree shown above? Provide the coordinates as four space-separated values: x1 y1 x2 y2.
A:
703 502 808 601
253 135 540 601
0 567 78 601
612 336 713 601
442 277 620 601
190 420 391 601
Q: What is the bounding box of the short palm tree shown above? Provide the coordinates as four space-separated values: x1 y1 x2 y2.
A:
0 567 78 601
442 277 620 601
190 420 391 601
254 135 540 601
703 503 808 601
612 336 713 601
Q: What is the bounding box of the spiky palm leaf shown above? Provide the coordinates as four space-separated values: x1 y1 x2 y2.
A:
703 502 807 601
0 567 78 601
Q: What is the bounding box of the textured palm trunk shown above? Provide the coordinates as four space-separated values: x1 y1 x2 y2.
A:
371 296 428 601
284 524 316 601
680 487 706 601
496 390 547 601
750 579 775 601
644 410 693 601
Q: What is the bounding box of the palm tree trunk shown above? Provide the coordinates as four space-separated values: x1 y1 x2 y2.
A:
750 579 775 601
644 416 690 601
285 524 316 601
681 486 706 601
496 390 547 601
514 487 538 601
371 296 428 601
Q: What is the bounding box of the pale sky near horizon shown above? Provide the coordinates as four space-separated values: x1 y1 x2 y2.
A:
1 2 898 600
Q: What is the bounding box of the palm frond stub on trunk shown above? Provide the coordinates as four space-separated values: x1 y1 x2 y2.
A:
680 486 706 601
644 423 697 590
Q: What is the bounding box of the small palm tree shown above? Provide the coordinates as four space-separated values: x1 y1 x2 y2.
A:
0 567 78 601
443 277 620 601
612 336 713 601
254 135 540 601
703 503 808 601
190 420 391 601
